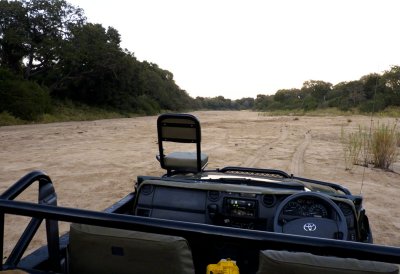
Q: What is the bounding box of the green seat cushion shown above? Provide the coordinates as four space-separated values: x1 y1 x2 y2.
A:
69 224 194 274
257 250 399 274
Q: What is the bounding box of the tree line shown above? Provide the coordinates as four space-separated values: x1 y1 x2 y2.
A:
254 68 400 113
1 0 399 122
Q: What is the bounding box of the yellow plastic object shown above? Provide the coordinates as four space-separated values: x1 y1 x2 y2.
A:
206 258 239 274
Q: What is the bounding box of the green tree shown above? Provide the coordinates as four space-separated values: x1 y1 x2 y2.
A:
330 80 365 110
254 94 274 110
301 80 332 106
0 0 85 79
274 88 302 109
235 97 254 110
382 66 400 106
0 0 28 74
382 66 400 94
359 73 384 100
53 23 132 105
138 61 192 111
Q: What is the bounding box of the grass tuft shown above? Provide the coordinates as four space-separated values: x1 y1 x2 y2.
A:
370 122 398 170
341 122 399 171
341 126 365 170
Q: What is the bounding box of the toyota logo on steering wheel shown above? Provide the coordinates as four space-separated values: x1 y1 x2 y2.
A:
303 223 317 232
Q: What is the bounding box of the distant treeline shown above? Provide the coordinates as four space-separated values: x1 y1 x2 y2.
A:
254 70 400 113
1 0 400 122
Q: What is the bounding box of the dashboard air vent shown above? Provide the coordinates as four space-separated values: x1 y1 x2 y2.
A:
208 190 220 202
262 194 276 207
338 202 353 216
140 184 154 195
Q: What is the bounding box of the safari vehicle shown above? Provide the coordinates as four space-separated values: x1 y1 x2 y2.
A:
0 113 399 273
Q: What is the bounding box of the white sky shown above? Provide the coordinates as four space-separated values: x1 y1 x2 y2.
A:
68 0 400 99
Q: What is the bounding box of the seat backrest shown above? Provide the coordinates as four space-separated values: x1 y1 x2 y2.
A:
68 223 195 274
257 250 399 274
157 113 203 172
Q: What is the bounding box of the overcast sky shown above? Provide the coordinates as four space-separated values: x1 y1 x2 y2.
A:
68 0 400 99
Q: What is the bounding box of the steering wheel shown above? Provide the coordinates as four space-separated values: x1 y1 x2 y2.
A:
273 192 348 240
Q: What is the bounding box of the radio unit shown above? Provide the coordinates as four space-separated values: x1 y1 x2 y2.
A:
225 198 257 218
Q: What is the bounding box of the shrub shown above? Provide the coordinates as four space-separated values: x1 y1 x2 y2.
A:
302 96 318 111
7 81 51 120
0 69 52 120
359 96 386 113
134 95 160 115
0 111 24 126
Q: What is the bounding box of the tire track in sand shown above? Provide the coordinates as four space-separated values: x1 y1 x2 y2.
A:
242 125 288 167
290 130 311 176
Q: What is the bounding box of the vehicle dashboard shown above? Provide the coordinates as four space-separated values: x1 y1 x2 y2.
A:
133 179 359 241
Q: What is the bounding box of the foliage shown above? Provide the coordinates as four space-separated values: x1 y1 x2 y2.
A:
0 68 51 120
0 111 24 126
0 0 85 77
194 96 254 110
0 0 27 74
301 80 332 107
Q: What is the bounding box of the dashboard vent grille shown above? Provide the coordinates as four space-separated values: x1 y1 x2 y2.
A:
262 194 276 207
140 184 154 195
208 190 220 202
338 202 353 216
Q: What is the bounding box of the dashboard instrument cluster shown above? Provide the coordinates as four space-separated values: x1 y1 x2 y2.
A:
282 198 330 218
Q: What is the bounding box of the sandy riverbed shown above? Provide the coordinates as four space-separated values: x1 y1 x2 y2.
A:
0 111 399 257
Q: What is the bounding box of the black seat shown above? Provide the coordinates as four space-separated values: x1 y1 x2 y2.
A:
157 113 208 175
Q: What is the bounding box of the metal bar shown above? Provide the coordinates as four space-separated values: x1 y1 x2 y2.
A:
0 170 61 271
5 218 42 267
0 171 51 201
0 213 4 270
0 199 399 264
293 176 351 195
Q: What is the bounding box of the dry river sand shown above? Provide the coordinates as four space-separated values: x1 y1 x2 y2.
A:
0 110 399 257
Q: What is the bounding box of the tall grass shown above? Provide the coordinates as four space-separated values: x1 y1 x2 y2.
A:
341 126 367 170
342 122 399 170
377 106 400 118
370 123 398 169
